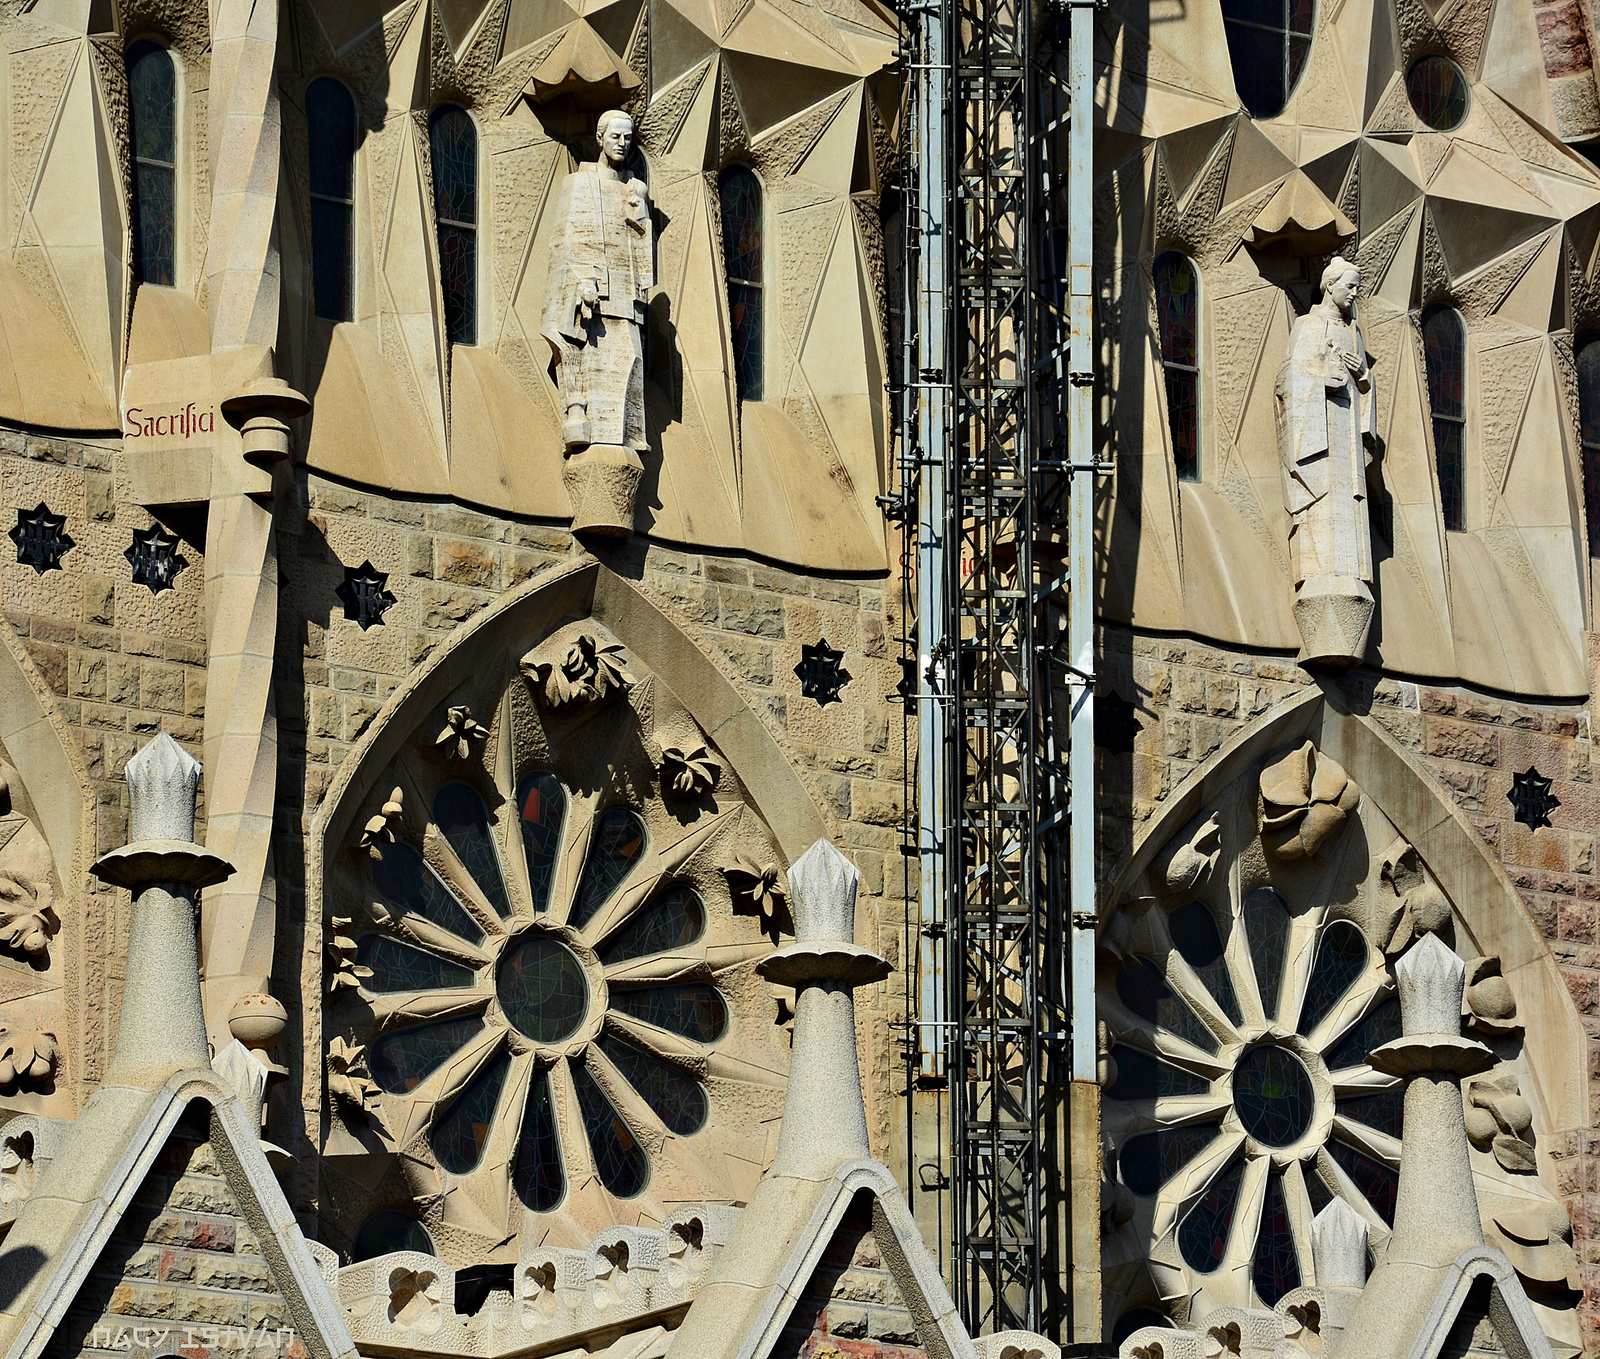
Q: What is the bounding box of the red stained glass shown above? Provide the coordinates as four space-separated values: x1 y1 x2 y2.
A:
1177 1157 1244 1272
516 770 566 912
1407 55 1468 131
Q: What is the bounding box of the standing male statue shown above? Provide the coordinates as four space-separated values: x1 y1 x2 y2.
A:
541 109 653 535
1274 256 1378 664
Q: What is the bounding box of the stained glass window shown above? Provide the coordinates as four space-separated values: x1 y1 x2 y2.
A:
352 1210 435 1261
370 841 485 944
1338 1085 1404 1137
1112 1310 1173 1346
1578 337 1600 557
1232 1045 1313 1147
570 808 647 930
598 885 705 964
1252 1172 1301 1305
1177 1157 1244 1272
1219 0 1314 118
1422 305 1468 532
1326 1136 1398 1225
496 934 589 1043
1244 887 1291 1023
1325 993 1401 1070
1297 919 1367 1037
516 771 565 912
431 1051 510 1173
369 1017 483 1093
127 42 177 287
429 104 477 345
1105 1045 1211 1101
573 1062 650 1197
1153 253 1200 481
433 783 512 917
1117 956 1217 1054
1169 901 1242 1025
598 1031 709 1134
1118 1122 1221 1196
306 78 356 322
719 166 764 401
609 984 728 1042
355 933 475 992
511 1068 565 1211
1406 54 1468 131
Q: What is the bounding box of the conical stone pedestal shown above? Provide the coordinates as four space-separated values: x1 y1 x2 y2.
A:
564 444 642 537
1293 574 1374 666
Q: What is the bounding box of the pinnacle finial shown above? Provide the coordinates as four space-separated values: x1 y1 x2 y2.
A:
1395 931 1466 1037
125 733 201 843
1312 1196 1369 1288
785 838 859 944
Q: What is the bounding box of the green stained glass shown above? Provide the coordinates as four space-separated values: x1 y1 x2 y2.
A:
570 808 647 930
431 1051 509 1174
609 985 727 1042
598 885 705 964
516 771 565 912
511 1068 565 1212
1232 1045 1313 1147
355 934 475 992
598 1031 708 1134
573 1062 649 1197
370 841 485 944
368 1017 483 1094
434 782 513 917
497 933 589 1043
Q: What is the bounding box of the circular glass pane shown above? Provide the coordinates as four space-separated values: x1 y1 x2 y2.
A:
497 933 590 1043
1232 1044 1314 1146
1406 55 1468 131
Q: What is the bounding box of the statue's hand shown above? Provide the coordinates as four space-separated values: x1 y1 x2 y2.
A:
1341 349 1363 376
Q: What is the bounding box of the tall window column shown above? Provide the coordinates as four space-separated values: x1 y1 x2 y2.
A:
127 41 177 287
307 78 357 323
429 104 478 345
719 166 764 402
1422 305 1468 532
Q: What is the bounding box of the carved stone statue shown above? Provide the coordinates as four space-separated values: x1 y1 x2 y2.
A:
541 109 653 536
1274 256 1377 664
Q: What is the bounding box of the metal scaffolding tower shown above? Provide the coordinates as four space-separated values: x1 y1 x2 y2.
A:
892 0 1097 1335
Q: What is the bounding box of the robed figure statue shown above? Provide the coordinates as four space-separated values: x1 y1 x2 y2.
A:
541 109 653 534
1274 256 1378 664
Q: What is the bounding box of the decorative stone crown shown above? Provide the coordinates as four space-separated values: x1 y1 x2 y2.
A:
1369 932 1493 1079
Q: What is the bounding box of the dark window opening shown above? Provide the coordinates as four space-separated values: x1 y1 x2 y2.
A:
1422 305 1467 531
1153 251 1200 480
1220 0 1314 119
307 78 357 322
719 165 764 401
429 104 478 345
127 41 177 287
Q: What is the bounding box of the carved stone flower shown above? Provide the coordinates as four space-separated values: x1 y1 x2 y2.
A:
0 880 56 958
435 706 488 761
328 1035 378 1112
0 1027 55 1087
327 915 373 994
721 853 788 927
660 744 721 799
1259 741 1360 859
360 787 405 857
523 634 635 709
1467 1072 1536 1172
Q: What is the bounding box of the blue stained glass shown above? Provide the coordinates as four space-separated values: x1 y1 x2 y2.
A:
369 1017 483 1093
127 43 176 287
1338 1085 1404 1137
1297 920 1367 1037
598 885 705 964
1105 1045 1210 1101
598 1031 709 1134
307 78 356 322
352 1210 434 1261
355 934 475 991
1118 1122 1221 1196
433 783 513 917
370 841 486 944
511 1068 565 1211
570 808 647 930
496 933 589 1043
609 984 727 1042
431 1051 509 1173
1168 901 1242 1026
719 167 764 401
1326 994 1401 1071
1327 1136 1398 1225
1232 1045 1313 1147
1252 1172 1301 1305
516 772 565 912
1177 1157 1244 1273
572 1062 650 1197
429 105 477 345
1244 887 1291 1023
1116 956 1217 1054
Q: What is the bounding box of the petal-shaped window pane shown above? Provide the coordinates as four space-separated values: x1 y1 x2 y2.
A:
433 783 513 917
370 842 485 944
572 1062 650 1197
1326 1136 1398 1225
598 885 706 965
1338 1085 1404 1137
369 1018 484 1094
570 809 647 930
511 1067 565 1212
609 985 727 1042
598 1031 709 1134
1326 994 1401 1071
516 772 566 912
355 934 475 991
1252 1172 1301 1305
1177 1157 1244 1273
1116 957 1217 1054
1297 921 1367 1038
431 1051 510 1174
1118 1122 1220 1196
353 1210 434 1261
1244 887 1291 1023
1112 1310 1173 1346
1105 1045 1210 1101
1168 903 1242 1026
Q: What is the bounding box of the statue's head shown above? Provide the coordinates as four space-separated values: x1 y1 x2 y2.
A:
1320 256 1360 311
596 110 635 166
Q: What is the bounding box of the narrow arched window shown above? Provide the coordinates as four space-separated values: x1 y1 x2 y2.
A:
1578 336 1600 556
1422 305 1467 531
1153 251 1200 481
127 41 177 286
719 166 763 401
429 104 477 345
1220 0 1314 119
307 78 356 322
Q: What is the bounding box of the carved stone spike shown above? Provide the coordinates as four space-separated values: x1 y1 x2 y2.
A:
1394 931 1467 1037
1311 1196 1369 1288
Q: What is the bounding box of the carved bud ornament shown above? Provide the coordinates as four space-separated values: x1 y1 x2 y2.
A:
360 787 405 857
327 1035 378 1113
523 634 635 709
435 706 488 761
1259 741 1360 858
721 853 789 928
660 744 721 798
